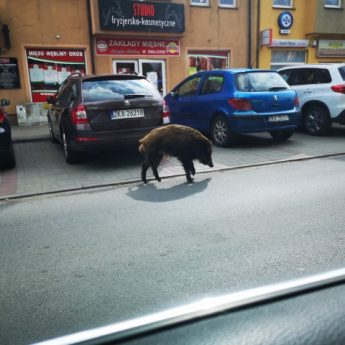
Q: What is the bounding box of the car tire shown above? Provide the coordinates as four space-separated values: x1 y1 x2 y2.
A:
48 116 58 143
269 129 294 141
211 116 232 147
303 105 331 136
62 129 80 164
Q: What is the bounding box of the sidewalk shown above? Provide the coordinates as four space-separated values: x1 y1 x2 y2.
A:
11 123 50 143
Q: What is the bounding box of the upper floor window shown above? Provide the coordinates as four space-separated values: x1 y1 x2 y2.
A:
219 0 236 8
191 0 209 6
325 0 341 8
273 0 293 8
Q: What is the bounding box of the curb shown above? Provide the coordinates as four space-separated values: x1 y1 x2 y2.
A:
1 151 345 202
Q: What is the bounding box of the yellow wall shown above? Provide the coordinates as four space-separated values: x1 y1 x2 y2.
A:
1 0 249 115
0 0 91 115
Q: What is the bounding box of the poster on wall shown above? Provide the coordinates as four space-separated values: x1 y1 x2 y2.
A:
188 51 229 75
0 57 21 89
26 48 86 102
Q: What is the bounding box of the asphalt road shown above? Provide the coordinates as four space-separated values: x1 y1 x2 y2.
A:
1 156 345 345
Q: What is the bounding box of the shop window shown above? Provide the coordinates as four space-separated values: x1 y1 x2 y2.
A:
270 50 306 70
188 51 229 75
190 0 209 6
325 0 341 8
26 48 86 102
273 0 293 8
219 0 236 8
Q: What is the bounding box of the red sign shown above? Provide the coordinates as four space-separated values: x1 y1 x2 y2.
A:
26 48 85 63
95 37 180 56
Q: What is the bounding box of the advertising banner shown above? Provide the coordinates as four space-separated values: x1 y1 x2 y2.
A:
26 48 86 102
318 40 345 57
95 37 180 56
98 0 185 33
0 57 20 89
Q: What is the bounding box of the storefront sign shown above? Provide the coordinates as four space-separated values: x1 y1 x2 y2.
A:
0 57 20 89
95 37 180 56
271 39 308 48
98 0 185 33
318 40 345 57
278 11 293 35
261 29 272 47
26 48 86 102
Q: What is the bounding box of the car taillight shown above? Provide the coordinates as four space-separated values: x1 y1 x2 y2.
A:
294 96 300 107
0 109 4 123
228 98 252 110
163 100 170 124
71 104 89 124
331 84 345 94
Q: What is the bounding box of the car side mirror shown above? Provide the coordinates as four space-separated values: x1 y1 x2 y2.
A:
46 96 56 105
0 99 10 107
170 91 178 98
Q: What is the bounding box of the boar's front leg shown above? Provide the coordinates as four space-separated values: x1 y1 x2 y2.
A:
181 159 194 183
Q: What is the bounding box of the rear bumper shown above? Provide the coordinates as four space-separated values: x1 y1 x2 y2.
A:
69 126 158 152
229 111 301 134
334 110 345 125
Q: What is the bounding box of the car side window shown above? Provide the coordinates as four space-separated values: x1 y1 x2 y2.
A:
59 81 78 107
316 69 332 83
201 75 224 95
290 69 317 85
176 76 201 97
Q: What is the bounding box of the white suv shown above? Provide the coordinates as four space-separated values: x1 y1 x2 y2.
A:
278 64 345 135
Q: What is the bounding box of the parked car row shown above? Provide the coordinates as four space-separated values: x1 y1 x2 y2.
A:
4 64 345 167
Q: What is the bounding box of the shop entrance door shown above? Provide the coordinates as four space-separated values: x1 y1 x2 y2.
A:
113 59 166 95
138 59 166 95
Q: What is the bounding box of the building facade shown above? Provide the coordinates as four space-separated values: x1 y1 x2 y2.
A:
0 0 251 117
257 0 345 69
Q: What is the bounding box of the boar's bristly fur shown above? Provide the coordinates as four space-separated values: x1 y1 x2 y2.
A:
139 124 214 184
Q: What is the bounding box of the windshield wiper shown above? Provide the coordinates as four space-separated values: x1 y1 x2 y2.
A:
269 87 288 91
124 94 150 99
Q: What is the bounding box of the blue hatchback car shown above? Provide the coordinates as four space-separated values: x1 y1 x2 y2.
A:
164 69 301 146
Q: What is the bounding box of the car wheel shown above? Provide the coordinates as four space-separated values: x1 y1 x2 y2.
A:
269 130 294 141
62 130 80 164
48 117 58 143
211 116 232 147
303 105 331 136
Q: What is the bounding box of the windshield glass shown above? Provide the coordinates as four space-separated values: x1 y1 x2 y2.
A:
235 72 290 92
82 79 160 102
338 66 345 81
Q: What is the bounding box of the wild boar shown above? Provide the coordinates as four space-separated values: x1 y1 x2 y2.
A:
139 124 214 183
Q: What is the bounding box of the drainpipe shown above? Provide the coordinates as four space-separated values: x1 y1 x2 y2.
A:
248 0 252 68
255 0 261 68
87 0 96 74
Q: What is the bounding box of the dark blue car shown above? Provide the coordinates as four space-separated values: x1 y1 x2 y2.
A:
164 69 301 146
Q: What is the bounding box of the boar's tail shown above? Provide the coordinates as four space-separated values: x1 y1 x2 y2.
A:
138 140 146 154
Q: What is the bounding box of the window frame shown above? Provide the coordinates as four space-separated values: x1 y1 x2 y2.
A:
273 0 293 9
218 0 237 9
190 0 209 7
324 0 342 8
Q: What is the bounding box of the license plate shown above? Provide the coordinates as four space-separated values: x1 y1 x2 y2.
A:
110 109 145 120
268 115 289 122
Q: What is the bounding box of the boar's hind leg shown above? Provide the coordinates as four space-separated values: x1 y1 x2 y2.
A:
150 153 164 182
141 160 150 184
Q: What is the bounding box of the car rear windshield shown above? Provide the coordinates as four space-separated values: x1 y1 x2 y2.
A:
235 71 289 92
82 78 161 102
338 66 345 81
